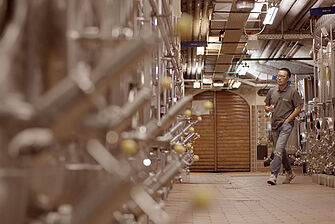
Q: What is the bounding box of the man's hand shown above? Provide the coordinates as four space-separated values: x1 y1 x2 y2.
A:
265 105 274 113
285 104 302 123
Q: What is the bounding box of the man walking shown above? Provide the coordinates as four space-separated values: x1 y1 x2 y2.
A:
264 68 303 185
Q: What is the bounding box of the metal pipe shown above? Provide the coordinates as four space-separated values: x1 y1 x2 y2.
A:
148 0 182 79
170 121 197 143
167 120 185 135
161 0 173 34
35 35 157 140
84 87 152 132
145 95 193 139
36 34 156 117
183 132 196 144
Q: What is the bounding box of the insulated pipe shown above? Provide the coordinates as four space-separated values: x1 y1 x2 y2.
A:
285 41 299 58
294 0 324 30
273 41 287 58
200 0 209 40
193 0 201 41
271 0 297 29
283 0 310 31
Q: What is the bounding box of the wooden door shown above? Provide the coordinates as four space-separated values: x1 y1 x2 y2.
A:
216 91 250 171
191 90 250 172
190 91 215 171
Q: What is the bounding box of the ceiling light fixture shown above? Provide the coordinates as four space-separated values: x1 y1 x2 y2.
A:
236 0 255 12
219 30 225 41
194 80 201 88
232 81 242 88
197 47 205 55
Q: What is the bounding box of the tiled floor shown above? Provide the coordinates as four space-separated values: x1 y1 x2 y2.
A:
164 172 335 224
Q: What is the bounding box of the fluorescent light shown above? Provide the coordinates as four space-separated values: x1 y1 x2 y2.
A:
236 0 255 11
238 66 248 76
213 82 224 87
197 65 202 74
232 81 242 88
263 7 278 25
202 77 212 84
193 81 201 88
197 47 205 55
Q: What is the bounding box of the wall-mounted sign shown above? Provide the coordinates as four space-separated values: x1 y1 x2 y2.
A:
310 6 335 17
181 41 207 48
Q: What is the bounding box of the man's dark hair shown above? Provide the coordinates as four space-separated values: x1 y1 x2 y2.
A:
279 68 291 78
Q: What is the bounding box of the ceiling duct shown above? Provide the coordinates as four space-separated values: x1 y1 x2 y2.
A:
213 1 250 80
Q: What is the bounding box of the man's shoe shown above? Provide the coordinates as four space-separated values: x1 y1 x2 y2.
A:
264 157 272 167
282 171 296 184
267 174 277 185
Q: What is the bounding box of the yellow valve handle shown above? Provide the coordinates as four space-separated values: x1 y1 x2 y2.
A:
174 144 186 154
193 155 199 161
204 101 213 110
176 13 193 40
121 139 138 155
184 109 192 117
161 77 172 89
192 188 212 209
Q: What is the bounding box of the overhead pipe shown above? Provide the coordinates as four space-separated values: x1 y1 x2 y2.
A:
274 41 287 58
200 0 210 40
283 0 310 31
285 41 300 58
237 78 276 87
270 0 298 29
193 0 201 41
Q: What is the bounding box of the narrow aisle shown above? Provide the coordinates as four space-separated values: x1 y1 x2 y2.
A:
165 173 335 224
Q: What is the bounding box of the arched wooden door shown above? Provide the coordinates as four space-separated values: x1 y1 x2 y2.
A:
191 90 250 172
